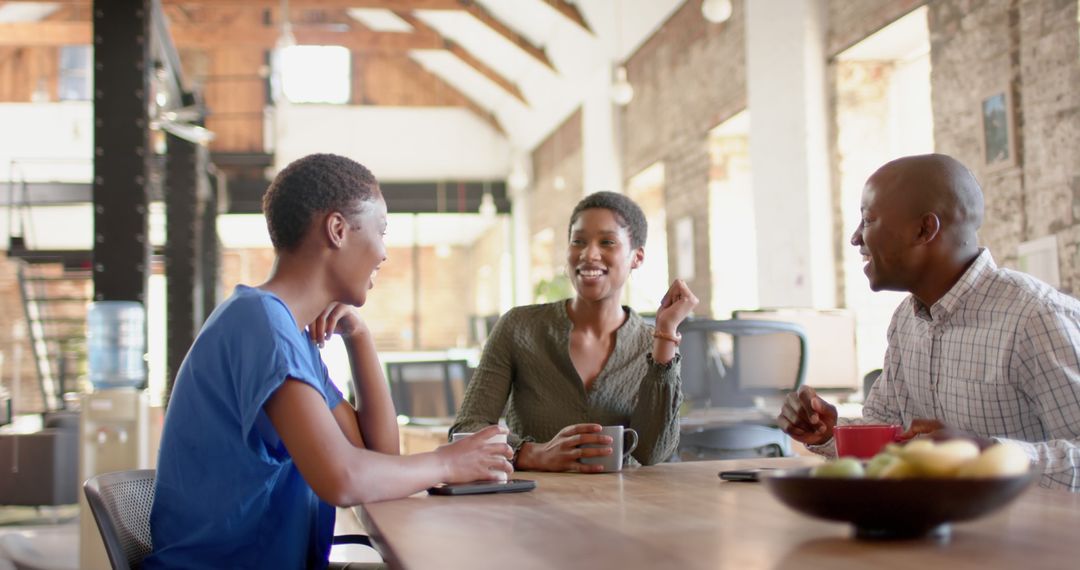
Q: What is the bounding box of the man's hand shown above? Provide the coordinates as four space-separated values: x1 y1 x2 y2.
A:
514 424 614 473
776 386 838 445
899 418 996 450
308 302 367 347
436 425 514 483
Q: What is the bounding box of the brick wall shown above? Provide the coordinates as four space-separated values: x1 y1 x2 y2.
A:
528 110 583 290
928 0 1023 268
619 0 749 316
1016 0 1080 293
0 257 44 413
928 0 1080 293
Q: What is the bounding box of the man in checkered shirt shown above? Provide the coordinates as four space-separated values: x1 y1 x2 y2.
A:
778 154 1080 491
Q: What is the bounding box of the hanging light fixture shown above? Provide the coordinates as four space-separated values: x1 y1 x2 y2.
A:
508 163 529 191
479 181 497 220
611 0 633 106
508 153 529 192
701 0 733 24
611 66 634 106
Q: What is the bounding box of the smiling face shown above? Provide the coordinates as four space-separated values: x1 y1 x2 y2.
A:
333 196 388 307
850 175 920 293
566 208 644 303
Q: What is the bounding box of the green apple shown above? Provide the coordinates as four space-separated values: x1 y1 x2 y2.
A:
811 457 866 478
865 452 896 478
876 455 917 479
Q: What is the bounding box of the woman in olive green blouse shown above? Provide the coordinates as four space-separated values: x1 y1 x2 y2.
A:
451 191 699 472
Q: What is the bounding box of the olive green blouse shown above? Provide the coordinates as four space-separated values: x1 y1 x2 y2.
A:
450 301 682 466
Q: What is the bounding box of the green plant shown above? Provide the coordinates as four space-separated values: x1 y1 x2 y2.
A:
532 274 573 303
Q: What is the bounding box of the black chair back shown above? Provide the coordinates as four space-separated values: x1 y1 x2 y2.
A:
83 469 156 570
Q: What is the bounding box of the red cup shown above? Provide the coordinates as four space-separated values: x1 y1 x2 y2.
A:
834 424 902 459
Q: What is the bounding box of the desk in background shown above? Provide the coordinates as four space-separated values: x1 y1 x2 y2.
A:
356 457 1080 570
398 423 450 455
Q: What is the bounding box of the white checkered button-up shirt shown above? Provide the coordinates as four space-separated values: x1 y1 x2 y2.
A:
859 249 1080 491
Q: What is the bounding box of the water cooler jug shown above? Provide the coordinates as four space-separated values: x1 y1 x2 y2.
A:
79 302 151 569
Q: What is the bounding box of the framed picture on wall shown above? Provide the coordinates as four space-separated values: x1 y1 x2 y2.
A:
980 86 1016 170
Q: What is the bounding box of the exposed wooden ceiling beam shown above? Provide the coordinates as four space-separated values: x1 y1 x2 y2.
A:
0 20 443 52
459 2 555 72
540 0 592 34
394 11 527 106
7 0 465 7
0 22 88 46
168 0 459 6
400 57 505 136
3 1 561 71
173 23 442 51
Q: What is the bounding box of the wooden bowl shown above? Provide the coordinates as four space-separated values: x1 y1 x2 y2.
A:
762 467 1036 539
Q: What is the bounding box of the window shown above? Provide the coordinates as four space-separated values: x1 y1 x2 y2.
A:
278 45 351 104
58 45 92 101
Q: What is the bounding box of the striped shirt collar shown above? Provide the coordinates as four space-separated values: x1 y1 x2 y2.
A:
912 248 995 322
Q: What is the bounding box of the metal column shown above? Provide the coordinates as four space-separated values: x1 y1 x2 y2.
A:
163 133 205 403
200 170 221 323
92 0 152 304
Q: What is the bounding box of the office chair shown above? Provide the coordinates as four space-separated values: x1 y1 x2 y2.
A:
863 368 883 400
386 359 471 419
83 470 374 570
83 469 156 569
675 318 808 461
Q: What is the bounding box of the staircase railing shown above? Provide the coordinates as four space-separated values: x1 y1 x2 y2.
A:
6 158 93 412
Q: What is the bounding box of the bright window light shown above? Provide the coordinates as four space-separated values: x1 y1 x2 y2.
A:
280 45 351 104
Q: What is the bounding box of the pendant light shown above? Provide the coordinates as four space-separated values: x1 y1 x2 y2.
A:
701 0 733 24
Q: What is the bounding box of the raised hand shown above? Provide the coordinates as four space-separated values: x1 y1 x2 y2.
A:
437 425 514 483
776 385 838 445
654 279 699 336
516 423 614 473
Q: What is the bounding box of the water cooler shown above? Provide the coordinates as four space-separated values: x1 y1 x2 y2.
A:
79 301 151 569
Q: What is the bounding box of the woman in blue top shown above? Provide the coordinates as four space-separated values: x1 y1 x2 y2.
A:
147 154 512 569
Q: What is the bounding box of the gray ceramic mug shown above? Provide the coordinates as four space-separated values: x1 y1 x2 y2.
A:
579 425 638 472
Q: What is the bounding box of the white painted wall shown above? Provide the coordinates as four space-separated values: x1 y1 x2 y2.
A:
746 0 836 309
0 102 92 182
273 104 512 181
0 204 92 249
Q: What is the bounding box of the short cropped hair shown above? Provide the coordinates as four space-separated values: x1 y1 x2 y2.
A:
567 191 648 250
262 153 380 252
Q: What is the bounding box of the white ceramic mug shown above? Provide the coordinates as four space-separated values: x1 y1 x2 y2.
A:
451 432 509 481
578 426 638 472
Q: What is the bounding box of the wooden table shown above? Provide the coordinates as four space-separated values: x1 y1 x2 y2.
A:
355 457 1080 569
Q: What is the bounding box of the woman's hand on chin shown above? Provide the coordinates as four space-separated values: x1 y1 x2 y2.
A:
307 302 368 347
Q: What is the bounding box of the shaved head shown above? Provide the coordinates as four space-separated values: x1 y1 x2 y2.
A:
868 153 984 244
853 153 986 305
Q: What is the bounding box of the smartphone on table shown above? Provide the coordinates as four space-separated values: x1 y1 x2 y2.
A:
428 479 537 496
718 468 776 482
